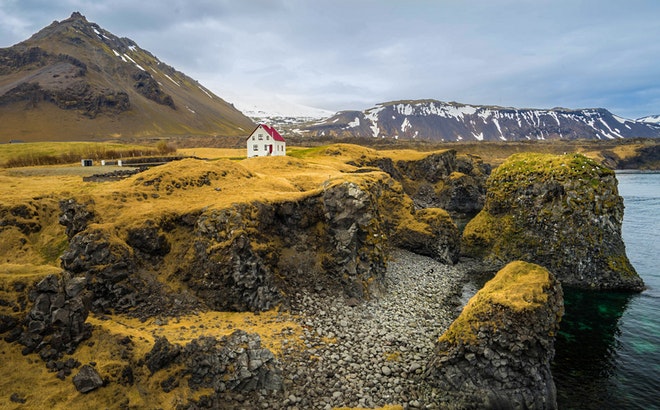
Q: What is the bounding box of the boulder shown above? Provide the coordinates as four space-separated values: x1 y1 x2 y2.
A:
73 364 104 393
426 261 564 409
462 153 644 291
144 336 181 374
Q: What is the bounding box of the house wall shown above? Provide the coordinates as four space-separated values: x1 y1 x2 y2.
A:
247 125 286 157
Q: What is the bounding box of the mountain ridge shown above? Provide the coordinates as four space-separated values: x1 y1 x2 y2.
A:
0 12 255 142
296 99 660 142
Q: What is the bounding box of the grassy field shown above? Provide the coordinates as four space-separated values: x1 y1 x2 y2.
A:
0 141 175 168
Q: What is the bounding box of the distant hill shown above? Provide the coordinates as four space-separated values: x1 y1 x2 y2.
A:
0 12 255 142
297 100 660 142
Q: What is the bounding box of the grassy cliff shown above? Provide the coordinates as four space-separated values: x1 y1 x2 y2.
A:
462 152 643 290
0 143 467 408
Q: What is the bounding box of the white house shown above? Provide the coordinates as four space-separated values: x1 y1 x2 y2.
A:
247 124 286 157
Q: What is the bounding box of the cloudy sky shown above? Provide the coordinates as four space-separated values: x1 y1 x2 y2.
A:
1 0 659 118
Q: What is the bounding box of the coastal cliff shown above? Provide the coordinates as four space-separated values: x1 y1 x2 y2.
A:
426 261 564 409
0 144 641 407
462 152 645 291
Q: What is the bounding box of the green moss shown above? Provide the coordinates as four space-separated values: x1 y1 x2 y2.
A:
38 235 69 264
607 254 637 278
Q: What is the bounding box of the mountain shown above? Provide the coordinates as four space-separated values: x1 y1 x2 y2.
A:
638 115 660 124
0 12 255 142
298 99 660 141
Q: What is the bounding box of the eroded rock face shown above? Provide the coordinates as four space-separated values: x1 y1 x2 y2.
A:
59 199 95 239
17 274 91 360
183 331 282 393
358 150 490 217
425 261 564 409
393 208 460 264
462 153 644 291
143 331 282 394
53 168 462 315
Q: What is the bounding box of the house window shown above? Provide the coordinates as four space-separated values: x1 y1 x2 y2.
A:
258 134 263 140
253 145 258 151
252 136 255 140
266 135 270 140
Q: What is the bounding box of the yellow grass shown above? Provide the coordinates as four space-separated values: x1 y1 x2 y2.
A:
438 261 551 345
177 147 245 159
0 307 302 410
333 406 403 410
86 308 303 357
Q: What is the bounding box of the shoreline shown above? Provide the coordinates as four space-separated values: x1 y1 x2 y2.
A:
226 248 482 409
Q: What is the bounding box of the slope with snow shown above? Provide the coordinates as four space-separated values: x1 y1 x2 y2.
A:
299 100 660 142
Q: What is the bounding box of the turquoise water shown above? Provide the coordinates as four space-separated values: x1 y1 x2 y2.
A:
553 171 660 409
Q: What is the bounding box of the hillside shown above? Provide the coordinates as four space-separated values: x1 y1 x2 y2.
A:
0 12 255 142
297 99 660 142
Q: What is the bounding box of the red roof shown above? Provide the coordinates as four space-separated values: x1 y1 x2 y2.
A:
248 124 285 142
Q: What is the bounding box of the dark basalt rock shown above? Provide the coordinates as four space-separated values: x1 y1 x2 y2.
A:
126 225 171 256
393 208 460 264
132 70 175 108
73 364 104 393
426 261 564 409
145 336 181 374
17 274 91 359
0 314 19 334
358 150 490 218
59 198 95 239
182 331 282 393
140 332 282 395
462 153 644 291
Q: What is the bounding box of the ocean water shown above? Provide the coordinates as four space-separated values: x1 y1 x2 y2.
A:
553 171 660 409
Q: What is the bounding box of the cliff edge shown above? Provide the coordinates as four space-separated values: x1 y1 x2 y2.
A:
425 261 564 409
462 153 644 291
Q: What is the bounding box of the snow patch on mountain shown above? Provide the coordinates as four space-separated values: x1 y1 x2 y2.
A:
299 99 660 141
638 115 660 124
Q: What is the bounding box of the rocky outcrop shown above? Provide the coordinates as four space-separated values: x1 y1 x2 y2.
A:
352 150 490 218
180 179 392 311
143 331 282 394
51 166 462 315
17 273 91 360
58 198 95 239
183 331 282 393
132 70 175 108
425 261 564 409
462 153 645 291
392 208 460 264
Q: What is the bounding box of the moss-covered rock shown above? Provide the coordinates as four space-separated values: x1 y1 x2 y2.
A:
426 261 563 409
462 153 644 291
354 149 490 218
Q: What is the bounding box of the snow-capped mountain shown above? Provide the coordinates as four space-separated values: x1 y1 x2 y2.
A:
638 115 660 124
299 100 660 142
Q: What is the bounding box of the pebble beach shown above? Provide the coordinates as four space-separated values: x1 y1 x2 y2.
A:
231 249 482 410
